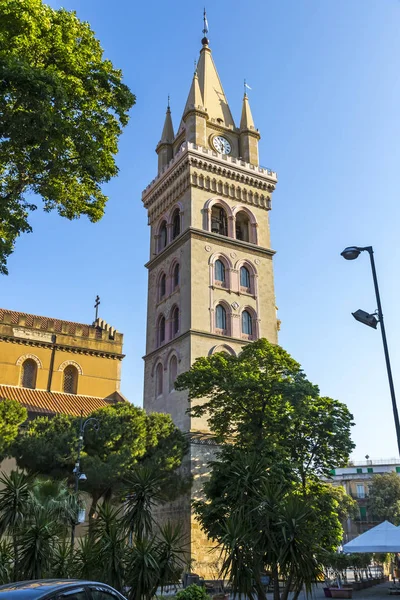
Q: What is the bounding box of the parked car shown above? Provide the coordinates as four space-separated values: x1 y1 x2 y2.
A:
0 580 128 600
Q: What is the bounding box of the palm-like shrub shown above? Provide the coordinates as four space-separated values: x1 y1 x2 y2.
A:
0 540 13 584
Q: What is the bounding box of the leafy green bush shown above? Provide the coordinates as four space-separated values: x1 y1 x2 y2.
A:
176 585 210 600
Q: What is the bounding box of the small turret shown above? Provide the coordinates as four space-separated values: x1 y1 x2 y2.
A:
181 69 208 146
239 92 260 166
156 101 175 172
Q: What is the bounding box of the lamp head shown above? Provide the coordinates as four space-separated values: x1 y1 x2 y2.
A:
352 309 378 329
341 247 361 260
79 473 87 482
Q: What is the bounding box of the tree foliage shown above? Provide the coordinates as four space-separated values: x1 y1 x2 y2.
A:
0 399 27 460
0 0 135 273
368 472 400 524
175 338 355 482
11 403 189 517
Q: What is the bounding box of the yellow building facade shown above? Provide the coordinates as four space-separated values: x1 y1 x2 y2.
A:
0 308 125 416
142 29 279 574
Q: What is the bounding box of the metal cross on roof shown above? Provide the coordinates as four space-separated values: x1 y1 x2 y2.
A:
94 295 100 321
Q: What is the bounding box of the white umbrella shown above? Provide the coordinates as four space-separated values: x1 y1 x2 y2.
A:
343 520 400 553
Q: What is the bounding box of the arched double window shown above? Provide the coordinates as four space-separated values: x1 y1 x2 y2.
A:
171 306 180 338
169 355 178 392
172 209 181 239
173 263 180 289
215 260 226 285
158 221 168 252
240 266 251 289
21 359 37 389
215 304 227 332
242 310 253 336
155 363 163 397
63 365 78 394
159 273 166 300
211 205 228 236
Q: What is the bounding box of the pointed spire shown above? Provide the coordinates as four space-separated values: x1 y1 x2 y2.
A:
202 8 209 45
182 69 204 118
240 92 255 131
160 99 174 143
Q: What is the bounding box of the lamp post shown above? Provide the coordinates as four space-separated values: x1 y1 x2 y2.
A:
341 245 400 456
70 412 99 548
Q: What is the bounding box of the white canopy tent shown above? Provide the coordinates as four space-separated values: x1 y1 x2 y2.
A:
343 520 400 553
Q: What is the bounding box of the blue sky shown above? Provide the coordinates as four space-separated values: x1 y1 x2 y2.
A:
3 0 400 460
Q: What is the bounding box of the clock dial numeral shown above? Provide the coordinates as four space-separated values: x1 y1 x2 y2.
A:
213 136 231 155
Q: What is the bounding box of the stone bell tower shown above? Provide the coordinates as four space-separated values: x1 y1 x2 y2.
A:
142 19 279 574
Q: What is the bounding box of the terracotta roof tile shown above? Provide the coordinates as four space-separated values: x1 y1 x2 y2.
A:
0 385 119 417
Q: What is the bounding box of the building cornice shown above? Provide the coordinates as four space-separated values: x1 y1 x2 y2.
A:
144 227 275 270
0 334 125 361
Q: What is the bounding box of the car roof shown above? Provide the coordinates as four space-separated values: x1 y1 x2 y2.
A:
0 580 110 598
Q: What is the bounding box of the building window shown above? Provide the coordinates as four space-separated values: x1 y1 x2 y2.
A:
356 484 365 499
63 365 78 394
215 260 226 284
159 273 166 300
216 304 227 332
356 468 363 474
169 355 178 392
172 307 180 337
21 359 37 389
158 316 166 346
240 266 251 289
156 363 163 397
242 310 253 336
159 221 168 251
211 205 228 236
359 506 367 522
173 263 180 289
172 209 180 239
235 210 251 242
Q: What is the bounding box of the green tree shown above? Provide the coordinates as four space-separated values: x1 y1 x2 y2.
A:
12 403 189 518
175 338 355 482
368 472 400 524
0 399 27 460
0 0 135 274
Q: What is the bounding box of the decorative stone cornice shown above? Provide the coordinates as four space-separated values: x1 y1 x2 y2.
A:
142 142 277 223
0 335 125 361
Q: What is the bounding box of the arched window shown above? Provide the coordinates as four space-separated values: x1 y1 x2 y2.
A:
159 273 166 300
172 209 181 239
240 266 251 289
63 365 78 394
215 304 227 332
169 355 178 392
173 263 180 289
172 306 180 337
158 221 168 251
155 363 163 397
21 359 37 389
158 316 166 346
235 211 250 242
211 205 228 236
215 260 226 284
242 310 253 335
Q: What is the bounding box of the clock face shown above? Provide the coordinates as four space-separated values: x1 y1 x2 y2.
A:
213 136 231 155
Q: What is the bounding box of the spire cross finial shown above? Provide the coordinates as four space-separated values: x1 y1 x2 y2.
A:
202 8 209 37
94 295 100 321
167 94 170 109
244 79 252 97
194 59 197 74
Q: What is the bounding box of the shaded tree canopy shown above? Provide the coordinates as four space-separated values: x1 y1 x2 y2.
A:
0 0 135 273
175 338 355 482
368 472 400 524
0 399 27 461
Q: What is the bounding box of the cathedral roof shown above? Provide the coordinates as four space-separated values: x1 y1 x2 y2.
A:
160 104 175 144
181 39 235 129
0 384 125 417
240 93 256 131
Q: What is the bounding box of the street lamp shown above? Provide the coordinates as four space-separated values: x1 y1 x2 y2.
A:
70 412 100 548
341 245 400 456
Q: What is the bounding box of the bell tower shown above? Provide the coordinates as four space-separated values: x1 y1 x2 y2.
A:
142 20 279 573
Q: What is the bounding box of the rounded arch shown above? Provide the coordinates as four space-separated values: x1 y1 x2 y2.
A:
235 259 258 295
63 365 79 394
156 217 168 252
16 354 42 369
163 347 181 369
209 252 233 269
208 344 236 356
169 304 180 339
156 313 166 347
240 305 259 340
57 360 83 375
232 205 258 244
169 354 178 392
155 361 164 398
169 259 180 290
212 299 232 336
203 197 234 237
209 252 233 290
157 270 167 301
167 202 184 240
